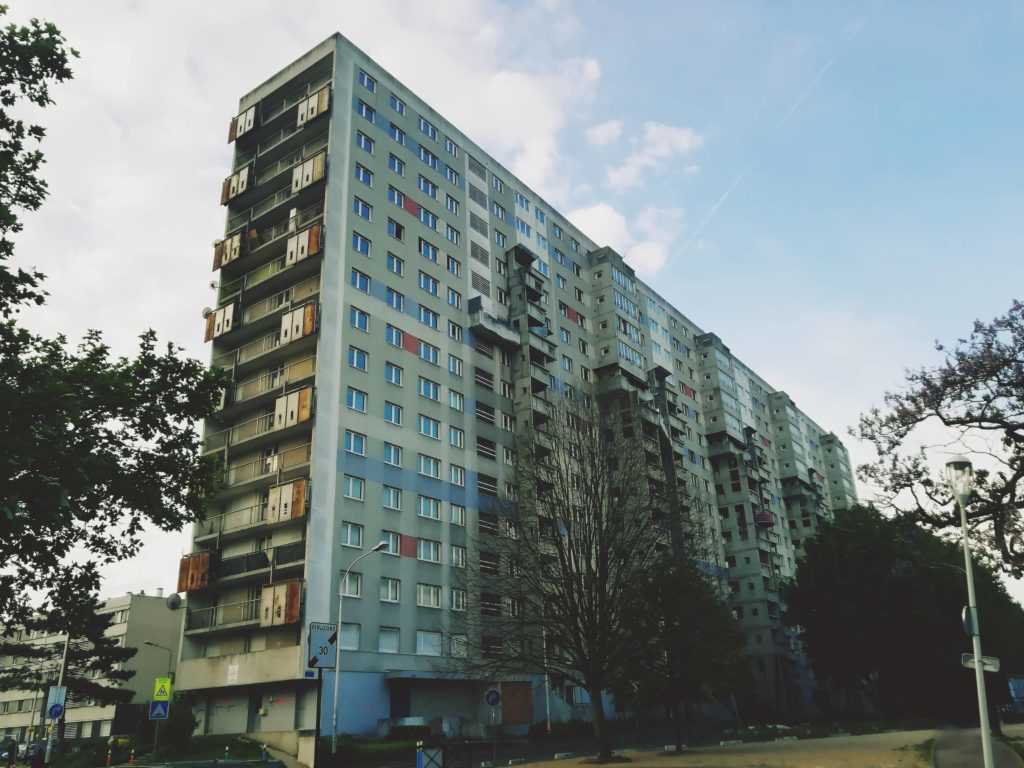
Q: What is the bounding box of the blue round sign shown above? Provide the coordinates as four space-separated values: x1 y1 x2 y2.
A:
48 703 64 720
484 688 500 707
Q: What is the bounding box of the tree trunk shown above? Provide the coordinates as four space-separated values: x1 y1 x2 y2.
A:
589 687 612 760
672 699 684 752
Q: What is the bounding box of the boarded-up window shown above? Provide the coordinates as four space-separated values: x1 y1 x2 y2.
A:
471 272 490 296
468 155 487 181
468 184 488 208
470 212 488 237
470 241 490 266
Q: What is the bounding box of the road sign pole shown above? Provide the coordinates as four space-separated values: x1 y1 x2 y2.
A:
44 634 70 765
312 669 322 768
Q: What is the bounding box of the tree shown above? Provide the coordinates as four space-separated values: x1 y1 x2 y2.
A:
456 398 670 760
0 7 228 628
617 556 747 751
857 300 1024 572
782 504 1024 722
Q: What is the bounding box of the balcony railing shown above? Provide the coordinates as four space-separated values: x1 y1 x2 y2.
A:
256 133 329 187
185 598 260 631
241 276 320 326
203 412 277 453
233 355 316 405
261 75 332 125
195 501 268 538
218 540 306 580
225 442 311 488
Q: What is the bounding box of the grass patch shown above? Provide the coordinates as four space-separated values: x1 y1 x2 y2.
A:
899 738 935 766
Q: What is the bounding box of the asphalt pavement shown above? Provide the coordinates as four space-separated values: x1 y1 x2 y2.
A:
935 728 1022 768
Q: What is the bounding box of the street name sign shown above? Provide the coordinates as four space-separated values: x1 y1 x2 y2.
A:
961 653 1000 673
308 621 337 669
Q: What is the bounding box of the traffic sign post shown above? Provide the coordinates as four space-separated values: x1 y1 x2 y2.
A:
44 687 66 720
148 701 169 720
47 704 64 721
150 676 173 756
307 622 338 669
962 653 1001 673
152 677 172 701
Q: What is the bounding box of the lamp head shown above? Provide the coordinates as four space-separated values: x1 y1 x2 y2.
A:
371 541 388 553
945 454 975 502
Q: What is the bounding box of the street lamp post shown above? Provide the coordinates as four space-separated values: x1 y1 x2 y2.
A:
946 455 994 768
143 641 173 758
331 541 388 755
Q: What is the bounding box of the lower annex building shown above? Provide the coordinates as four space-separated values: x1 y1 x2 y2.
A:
176 33 857 761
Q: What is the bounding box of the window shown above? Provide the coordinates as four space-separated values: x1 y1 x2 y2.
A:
388 122 406 145
385 287 405 312
449 389 464 412
350 268 370 293
417 539 441 563
379 627 400 653
535 207 546 224
354 163 373 187
449 425 464 448
419 341 439 365
418 454 440 478
448 321 463 342
450 504 466 526
446 194 460 216
445 166 460 185
451 634 468 657
387 252 404 276
344 430 366 456
418 495 441 520
418 175 438 199
501 412 515 432
552 222 562 239
418 414 440 440
357 100 375 122
448 354 463 376
387 218 405 241
451 588 467 611
494 230 507 248
447 287 462 308
358 69 376 92
350 308 370 333
446 224 461 245
384 401 403 425
561 355 572 372
382 531 401 557
389 93 406 115
341 521 363 548
514 217 531 237
491 201 506 221
387 185 405 207
343 475 365 501
380 576 401 603
446 254 462 276
418 145 439 170
492 176 504 193
382 484 402 509
385 324 404 348
341 572 362 597
347 387 367 412
418 305 439 329
418 271 439 296
384 361 403 386
356 131 374 154
444 137 459 157
449 464 465 486
419 238 439 262
416 630 442 656
388 153 405 176
418 116 438 140
383 442 403 468
418 376 440 400
420 207 438 230
340 623 360 650
353 196 372 220
348 345 368 370
352 231 371 256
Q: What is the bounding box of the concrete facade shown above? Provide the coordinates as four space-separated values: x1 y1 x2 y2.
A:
181 33 856 756
0 593 183 745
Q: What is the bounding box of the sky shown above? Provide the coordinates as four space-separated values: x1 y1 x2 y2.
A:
12 1 1024 601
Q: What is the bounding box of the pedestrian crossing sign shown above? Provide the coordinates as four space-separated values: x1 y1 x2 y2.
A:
153 676 172 701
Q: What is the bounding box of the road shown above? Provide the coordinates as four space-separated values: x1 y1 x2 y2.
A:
935 728 1022 768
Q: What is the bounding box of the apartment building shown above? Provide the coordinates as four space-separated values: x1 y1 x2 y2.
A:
0 592 183 745
180 33 855 759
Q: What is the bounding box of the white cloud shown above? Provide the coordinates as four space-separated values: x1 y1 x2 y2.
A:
585 119 623 146
606 121 704 188
14 0 603 599
566 203 684 277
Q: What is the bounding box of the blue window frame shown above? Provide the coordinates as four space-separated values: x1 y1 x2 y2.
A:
355 131 374 154
354 163 373 187
352 232 371 255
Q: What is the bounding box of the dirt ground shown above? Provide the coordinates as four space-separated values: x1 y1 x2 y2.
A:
530 729 941 768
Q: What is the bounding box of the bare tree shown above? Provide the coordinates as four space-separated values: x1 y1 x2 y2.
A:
455 396 673 759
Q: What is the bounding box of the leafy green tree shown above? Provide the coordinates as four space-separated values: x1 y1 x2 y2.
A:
0 6 227 629
857 300 1024 572
617 556 748 751
783 505 1024 722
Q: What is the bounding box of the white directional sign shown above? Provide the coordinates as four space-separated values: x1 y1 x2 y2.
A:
307 622 337 669
961 653 1000 673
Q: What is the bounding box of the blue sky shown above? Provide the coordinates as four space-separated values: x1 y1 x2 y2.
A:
15 0 1024 597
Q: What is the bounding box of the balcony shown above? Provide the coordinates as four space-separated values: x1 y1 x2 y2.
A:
204 412 275 453
218 239 322 308
195 501 268 543
224 442 312 493
184 598 260 635
468 297 519 349
508 243 536 268
241 275 320 327
530 396 552 426
219 201 323 281
216 540 305 585
175 645 303 692
523 301 546 329
213 319 317 377
255 133 328 188
525 363 549 394
526 331 556 364
224 355 316 417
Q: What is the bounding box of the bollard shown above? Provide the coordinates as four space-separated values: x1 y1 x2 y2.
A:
128 748 135 765
261 744 269 762
224 745 230 760
106 748 112 767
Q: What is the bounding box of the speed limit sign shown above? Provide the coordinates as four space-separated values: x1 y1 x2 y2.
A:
307 622 337 669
